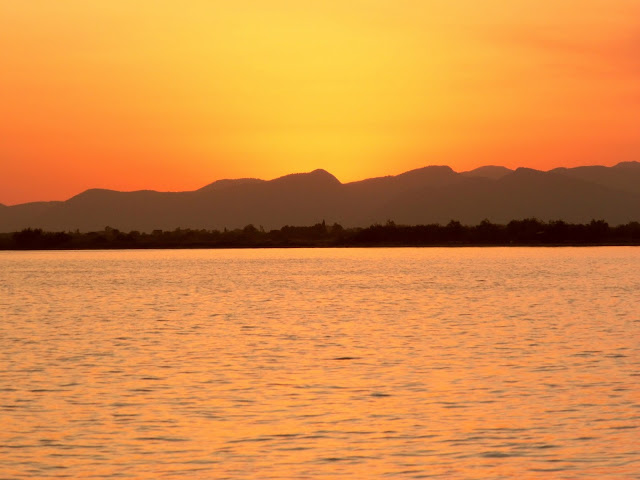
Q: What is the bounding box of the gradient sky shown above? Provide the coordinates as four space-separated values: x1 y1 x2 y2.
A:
1 0 639 205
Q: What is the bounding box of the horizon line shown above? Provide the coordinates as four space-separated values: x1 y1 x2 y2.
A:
2 159 638 207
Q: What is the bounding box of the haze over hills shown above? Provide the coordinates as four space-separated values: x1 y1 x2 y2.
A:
461 165 513 180
2 162 640 232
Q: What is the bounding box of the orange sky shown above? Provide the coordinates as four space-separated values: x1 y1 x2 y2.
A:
1 0 639 205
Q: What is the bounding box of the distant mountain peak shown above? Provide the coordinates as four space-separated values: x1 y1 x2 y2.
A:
614 161 640 169
401 165 454 174
394 165 456 180
461 165 513 180
512 167 545 176
73 187 161 197
2 161 640 232
271 169 341 185
197 177 264 192
310 168 332 175
307 168 341 182
68 188 118 200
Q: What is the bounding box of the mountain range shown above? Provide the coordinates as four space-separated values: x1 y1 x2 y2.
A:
2 162 640 232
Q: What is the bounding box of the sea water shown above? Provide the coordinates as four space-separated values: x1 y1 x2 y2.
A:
1 248 638 479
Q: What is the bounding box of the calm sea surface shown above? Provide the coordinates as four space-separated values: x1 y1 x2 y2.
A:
1 248 638 479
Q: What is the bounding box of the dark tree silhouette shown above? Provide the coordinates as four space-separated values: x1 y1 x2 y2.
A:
2 219 639 250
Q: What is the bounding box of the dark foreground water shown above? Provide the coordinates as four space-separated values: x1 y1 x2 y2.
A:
1 248 638 479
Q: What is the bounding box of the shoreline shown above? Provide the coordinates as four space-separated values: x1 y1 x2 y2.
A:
2 220 639 250
2 242 640 251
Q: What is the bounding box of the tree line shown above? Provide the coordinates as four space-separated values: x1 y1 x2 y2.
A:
2 219 640 250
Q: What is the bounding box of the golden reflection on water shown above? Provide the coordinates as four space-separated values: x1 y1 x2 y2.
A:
0 248 638 479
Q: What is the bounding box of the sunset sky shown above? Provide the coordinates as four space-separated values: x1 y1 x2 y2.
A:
1 0 639 205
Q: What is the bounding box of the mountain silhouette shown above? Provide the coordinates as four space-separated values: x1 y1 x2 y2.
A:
461 165 513 180
1 162 639 232
197 178 264 192
550 162 640 195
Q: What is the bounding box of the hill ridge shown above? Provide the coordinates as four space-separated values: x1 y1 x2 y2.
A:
1 163 639 232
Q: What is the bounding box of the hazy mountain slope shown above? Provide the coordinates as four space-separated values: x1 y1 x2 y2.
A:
190 169 344 229
369 166 640 225
1 163 639 232
339 166 462 225
551 161 640 195
0 201 63 232
461 165 513 180
196 178 265 192
0 170 345 232
39 189 200 232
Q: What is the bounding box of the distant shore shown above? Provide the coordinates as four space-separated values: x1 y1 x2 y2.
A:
1 219 639 250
